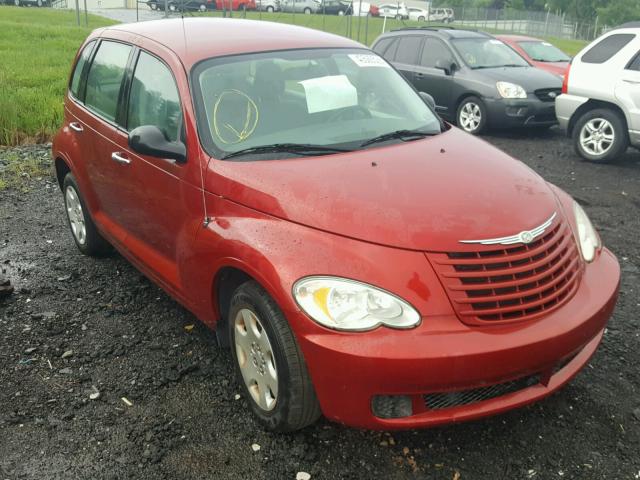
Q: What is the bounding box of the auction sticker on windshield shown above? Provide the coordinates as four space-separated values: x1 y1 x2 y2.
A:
348 54 390 68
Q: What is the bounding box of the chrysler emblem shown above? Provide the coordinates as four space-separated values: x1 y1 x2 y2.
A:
460 212 557 246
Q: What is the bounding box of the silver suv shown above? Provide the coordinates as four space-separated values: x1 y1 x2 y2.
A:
555 25 640 162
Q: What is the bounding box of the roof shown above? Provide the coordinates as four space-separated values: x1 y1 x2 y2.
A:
496 34 538 42
388 27 488 39
100 18 362 67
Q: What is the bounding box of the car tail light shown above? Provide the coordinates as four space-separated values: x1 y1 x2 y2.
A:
561 63 571 94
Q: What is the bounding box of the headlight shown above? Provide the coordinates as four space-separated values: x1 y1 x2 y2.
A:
573 202 601 262
496 81 527 99
293 276 421 331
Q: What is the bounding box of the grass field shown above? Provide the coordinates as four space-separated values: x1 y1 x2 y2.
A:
0 6 585 146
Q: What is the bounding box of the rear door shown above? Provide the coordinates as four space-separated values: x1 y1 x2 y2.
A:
412 36 455 118
81 39 135 243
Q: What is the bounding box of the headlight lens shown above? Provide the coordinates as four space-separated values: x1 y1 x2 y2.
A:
496 81 527 99
573 202 601 262
293 276 421 331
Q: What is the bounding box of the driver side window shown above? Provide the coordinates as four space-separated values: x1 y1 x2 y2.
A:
127 51 182 143
420 38 454 68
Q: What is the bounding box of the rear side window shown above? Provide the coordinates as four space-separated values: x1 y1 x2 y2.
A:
373 38 393 56
627 51 640 71
85 41 133 122
70 41 95 99
127 52 182 143
383 38 400 61
581 34 635 64
395 36 422 65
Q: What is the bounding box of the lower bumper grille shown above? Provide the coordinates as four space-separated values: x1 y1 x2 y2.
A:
424 374 540 410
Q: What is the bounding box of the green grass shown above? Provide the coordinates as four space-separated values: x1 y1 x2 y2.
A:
0 7 116 145
0 7 585 146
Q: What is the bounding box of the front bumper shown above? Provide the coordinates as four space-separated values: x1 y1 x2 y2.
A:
296 248 619 430
484 95 558 128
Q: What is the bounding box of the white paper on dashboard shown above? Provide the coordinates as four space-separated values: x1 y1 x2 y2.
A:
298 75 358 114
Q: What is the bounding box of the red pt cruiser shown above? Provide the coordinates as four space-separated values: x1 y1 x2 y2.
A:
53 18 620 431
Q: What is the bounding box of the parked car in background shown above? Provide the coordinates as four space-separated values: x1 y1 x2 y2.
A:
408 7 429 22
12 0 50 6
498 34 570 78
215 0 256 10
280 0 319 13
429 7 454 23
378 3 408 19
556 26 640 162
350 0 374 16
148 0 209 10
319 0 351 15
256 0 279 11
372 28 562 134
54 17 619 432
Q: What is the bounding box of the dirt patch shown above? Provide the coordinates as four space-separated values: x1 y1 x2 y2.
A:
1 131 639 479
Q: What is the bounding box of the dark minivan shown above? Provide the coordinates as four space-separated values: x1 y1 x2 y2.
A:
372 28 563 134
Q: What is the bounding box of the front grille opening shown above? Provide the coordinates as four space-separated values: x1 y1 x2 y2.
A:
424 374 541 410
433 220 582 324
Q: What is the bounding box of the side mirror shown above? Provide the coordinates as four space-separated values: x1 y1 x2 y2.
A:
128 125 186 163
419 91 436 110
435 59 457 75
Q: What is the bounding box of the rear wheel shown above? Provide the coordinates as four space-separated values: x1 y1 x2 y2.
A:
395 13 402 19
168 2 177 11
266 4 273 11
229 281 321 431
199 3 206 10
303 6 311 13
149 1 157 8
337 8 344 15
62 173 111 257
457 96 487 135
418 15 425 21
573 108 628 163
14 0 21 6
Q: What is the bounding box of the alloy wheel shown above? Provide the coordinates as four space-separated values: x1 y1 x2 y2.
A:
234 308 278 411
579 118 615 156
199 3 206 10
459 101 482 132
65 186 86 246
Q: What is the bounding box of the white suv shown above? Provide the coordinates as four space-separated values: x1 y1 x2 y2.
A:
555 25 640 162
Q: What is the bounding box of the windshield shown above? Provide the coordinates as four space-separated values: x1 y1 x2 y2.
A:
191 48 441 159
518 40 570 62
452 38 529 69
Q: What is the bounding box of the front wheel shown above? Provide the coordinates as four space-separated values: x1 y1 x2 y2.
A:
572 108 628 163
266 4 273 11
457 96 487 135
14 0 21 6
303 6 311 13
199 3 206 10
418 15 425 21
229 281 321 432
168 2 177 11
149 1 157 8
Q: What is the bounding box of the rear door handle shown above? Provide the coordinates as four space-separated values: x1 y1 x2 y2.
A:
69 122 83 133
111 152 131 165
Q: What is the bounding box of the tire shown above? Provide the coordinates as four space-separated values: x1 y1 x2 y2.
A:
337 8 344 15
456 96 487 135
168 2 176 11
14 0 21 6
303 6 310 13
395 14 402 19
229 281 321 432
418 15 425 21
36 0 43 6
266 4 273 11
199 3 206 10
62 173 111 257
149 1 157 8
572 108 628 163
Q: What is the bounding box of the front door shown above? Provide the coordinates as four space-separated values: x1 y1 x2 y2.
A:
412 37 455 119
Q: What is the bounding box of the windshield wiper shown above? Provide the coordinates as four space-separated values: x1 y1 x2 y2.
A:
221 143 352 160
360 129 436 148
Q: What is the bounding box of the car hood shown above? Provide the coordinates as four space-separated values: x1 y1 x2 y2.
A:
532 61 569 77
472 66 562 92
205 127 560 252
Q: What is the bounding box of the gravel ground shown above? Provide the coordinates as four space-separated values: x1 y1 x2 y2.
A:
1 131 639 480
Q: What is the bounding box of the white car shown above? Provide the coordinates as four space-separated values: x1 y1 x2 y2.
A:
429 7 454 23
407 7 428 21
350 0 371 16
378 2 408 19
555 24 640 162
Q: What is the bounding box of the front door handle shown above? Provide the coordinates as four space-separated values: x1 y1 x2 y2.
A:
69 122 83 133
623 79 640 85
111 152 131 165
